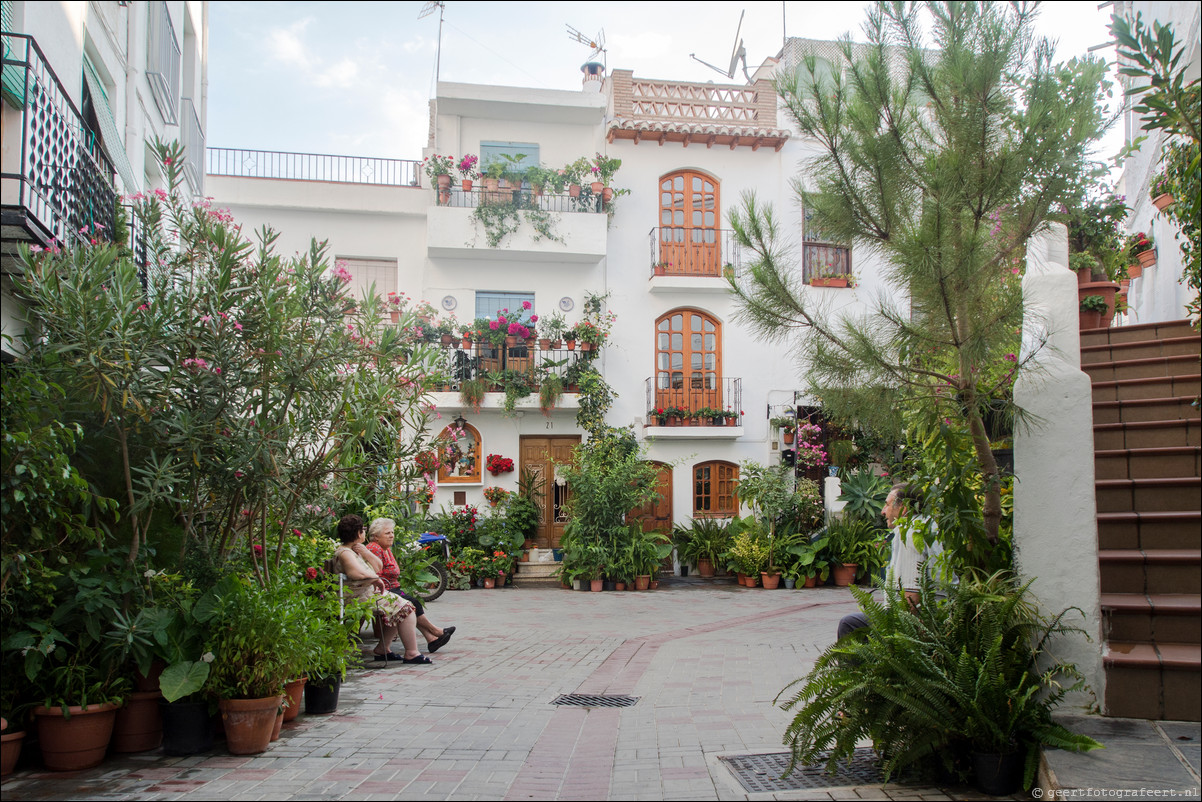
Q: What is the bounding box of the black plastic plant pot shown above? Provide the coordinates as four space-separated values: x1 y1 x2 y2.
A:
304 676 341 714
972 750 1023 796
159 699 214 756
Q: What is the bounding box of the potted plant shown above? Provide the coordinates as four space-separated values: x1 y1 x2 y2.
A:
204 577 298 755
1129 230 1156 269
591 152 622 202
483 486 510 507
1150 172 1173 210
460 377 487 412
539 371 565 414
1079 293 1111 331
823 513 885 586
628 527 672 590
539 311 568 348
457 154 479 192
676 518 729 577
786 536 832 588
481 159 506 194
770 415 797 444
423 153 455 201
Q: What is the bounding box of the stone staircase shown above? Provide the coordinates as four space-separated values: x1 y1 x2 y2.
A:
1082 319 1201 721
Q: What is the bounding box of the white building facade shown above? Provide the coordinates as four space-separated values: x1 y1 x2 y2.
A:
1 0 208 358
207 50 891 551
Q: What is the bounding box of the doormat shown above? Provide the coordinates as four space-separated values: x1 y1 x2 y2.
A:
550 693 639 708
721 748 888 792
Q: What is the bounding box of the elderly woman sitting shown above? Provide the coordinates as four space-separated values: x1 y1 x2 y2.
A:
365 517 456 653
332 514 432 665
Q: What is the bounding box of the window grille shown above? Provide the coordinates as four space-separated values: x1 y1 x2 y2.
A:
335 257 398 306
146 0 180 125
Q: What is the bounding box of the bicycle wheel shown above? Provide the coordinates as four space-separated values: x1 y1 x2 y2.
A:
420 562 448 603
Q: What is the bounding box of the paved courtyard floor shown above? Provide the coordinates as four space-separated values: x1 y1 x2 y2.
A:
0 580 1082 800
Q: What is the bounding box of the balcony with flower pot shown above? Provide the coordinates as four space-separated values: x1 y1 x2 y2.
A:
803 242 855 288
643 377 744 439
426 340 589 415
647 227 747 292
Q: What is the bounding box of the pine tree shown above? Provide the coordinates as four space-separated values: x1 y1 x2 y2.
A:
729 2 1110 564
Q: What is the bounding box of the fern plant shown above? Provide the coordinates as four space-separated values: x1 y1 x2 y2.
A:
776 571 1102 789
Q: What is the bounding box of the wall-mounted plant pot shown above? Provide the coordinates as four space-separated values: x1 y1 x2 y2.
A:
1152 193 1174 211
1136 249 1156 269
810 277 849 288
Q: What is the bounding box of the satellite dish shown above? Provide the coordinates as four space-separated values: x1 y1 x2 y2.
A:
690 9 751 82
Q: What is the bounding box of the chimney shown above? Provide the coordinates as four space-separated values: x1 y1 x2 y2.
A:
581 61 605 93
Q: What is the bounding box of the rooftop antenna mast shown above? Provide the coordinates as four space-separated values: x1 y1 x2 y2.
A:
690 9 751 82
419 1 445 84
566 24 607 71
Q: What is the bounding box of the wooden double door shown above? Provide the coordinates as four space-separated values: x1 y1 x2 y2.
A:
519 435 580 548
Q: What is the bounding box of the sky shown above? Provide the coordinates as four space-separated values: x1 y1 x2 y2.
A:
206 1 1125 167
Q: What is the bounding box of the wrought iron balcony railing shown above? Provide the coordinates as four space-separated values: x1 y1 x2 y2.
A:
436 186 607 214
428 341 596 393
206 148 421 186
645 376 743 426
648 227 745 278
1 33 117 250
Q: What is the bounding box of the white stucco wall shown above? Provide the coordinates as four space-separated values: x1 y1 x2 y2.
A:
1013 223 1103 706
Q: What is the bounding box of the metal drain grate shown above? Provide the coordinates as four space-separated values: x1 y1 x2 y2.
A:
550 693 639 708
721 749 888 793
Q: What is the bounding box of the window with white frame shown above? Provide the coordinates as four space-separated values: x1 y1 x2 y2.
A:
335 257 398 305
475 291 535 323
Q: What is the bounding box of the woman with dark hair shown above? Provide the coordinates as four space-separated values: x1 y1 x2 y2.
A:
333 514 432 665
365 517 456 653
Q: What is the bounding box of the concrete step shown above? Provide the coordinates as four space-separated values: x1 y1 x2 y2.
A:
1081 319 1198 349
1093 395 1200 425
1090 373 1202 403
1098 549 1201 594
1095 445 1202 480
1101 593 1201 644
1081 334 1202 365
1094 418 1201 451
1103 641 1201 721
1083 353 1201 384
1098 510 1202 551
1095 477 1202 514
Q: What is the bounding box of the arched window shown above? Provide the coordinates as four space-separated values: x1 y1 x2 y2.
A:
655 308 722 415
435 422 481 484
694 461 737 517
657 170 721 276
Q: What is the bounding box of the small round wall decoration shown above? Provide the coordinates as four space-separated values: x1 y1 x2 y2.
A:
441 295 457 311
558 296 574 312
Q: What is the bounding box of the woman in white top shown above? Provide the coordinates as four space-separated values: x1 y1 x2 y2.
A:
333 515 432 664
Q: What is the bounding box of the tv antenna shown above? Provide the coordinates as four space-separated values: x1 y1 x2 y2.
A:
690 9 751 82
418 1 445 83
566 24 607 69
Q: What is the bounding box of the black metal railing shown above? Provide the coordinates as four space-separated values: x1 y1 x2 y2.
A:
435 186 607 214
802 241 852 283
146 0 180 125
429 342 596 391
648 227 745 278
180 97 204 196
644 376 743 426
206 148 421 186
0 33 117 248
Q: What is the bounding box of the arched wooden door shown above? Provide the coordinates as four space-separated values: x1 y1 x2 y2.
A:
655 309 722 414
659 171 720 276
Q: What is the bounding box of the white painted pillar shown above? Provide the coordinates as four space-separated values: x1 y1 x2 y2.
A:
1013 222 1103 706
824 475 846 517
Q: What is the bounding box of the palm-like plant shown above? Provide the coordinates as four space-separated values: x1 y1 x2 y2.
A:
776 571 1101 789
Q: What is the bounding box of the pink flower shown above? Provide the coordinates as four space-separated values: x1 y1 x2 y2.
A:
306 567 318 580
253 544 263 554
489 320 499 330
293 528 304 537
201 314 211 322
529 314 539 323
522 301 532 310
234 471 244 478
1004 353 1017 362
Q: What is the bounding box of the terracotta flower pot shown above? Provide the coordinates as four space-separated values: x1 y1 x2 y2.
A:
590 578 604 592
761 572 781 590
1136 249 1156 269
282 677 306 722
482 577 495 589
218 695 281 756
590 181 604 194
1152 192 1174 211
2 722 25 777
803 575 818 588
33 702 120 771
649 580 659 590
635 575 651 591
568 184 581 197
111 690 164 753
602 187 614 203
832 563 859 587
436 174 451 191
697 558 715 577
461 178 473 192
615 582 626 591
783 431 795 445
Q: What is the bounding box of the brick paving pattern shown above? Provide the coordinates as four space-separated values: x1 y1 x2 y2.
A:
1 581 1007 800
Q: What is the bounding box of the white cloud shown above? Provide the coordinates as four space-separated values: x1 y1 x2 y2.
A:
265 19 313 68
314 57 362 89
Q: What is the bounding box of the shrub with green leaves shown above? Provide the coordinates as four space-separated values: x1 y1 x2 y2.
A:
777 571 1101 789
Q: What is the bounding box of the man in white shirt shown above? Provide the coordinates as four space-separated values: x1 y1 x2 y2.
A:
836 483 940 639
